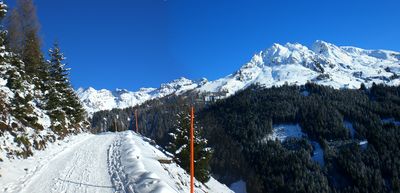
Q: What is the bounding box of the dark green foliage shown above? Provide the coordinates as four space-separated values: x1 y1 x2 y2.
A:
92 92 207 143
200 83 400 192
92 83 400 193
167 111 212 183
0 91 9 136
0 0 86 159
46 43 86 135
6 0 41 67
3 56 41 130
246 141 329 193
0 1 6 19
6 0 49 94
64 89 86 125
22 29 43 76
14 135 33 158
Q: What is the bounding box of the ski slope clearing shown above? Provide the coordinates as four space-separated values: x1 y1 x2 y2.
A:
1 131 232 193
265 124 305 142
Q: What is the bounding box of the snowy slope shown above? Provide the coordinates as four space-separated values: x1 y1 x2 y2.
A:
1 63 65 162
110 131 233 193
198 40 400 96
76 77 207 116
0 131 232 193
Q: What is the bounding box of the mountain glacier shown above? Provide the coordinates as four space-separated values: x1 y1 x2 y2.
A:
77 40 400 114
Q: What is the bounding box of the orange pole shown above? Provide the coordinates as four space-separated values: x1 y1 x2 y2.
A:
190 106 194 193
135 109 139 133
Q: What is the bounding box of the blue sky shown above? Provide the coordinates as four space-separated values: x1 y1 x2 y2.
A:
6 0 400 90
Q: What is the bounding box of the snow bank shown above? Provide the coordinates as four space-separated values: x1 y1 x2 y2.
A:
114 131 233 193
119 132 176 193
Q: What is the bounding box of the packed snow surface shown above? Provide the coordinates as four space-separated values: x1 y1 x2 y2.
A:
0 133 100 193
0 131 232 193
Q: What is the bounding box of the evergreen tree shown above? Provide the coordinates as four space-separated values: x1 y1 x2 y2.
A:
0 1 6 20
2 50 41 130
0 1 41 130
5 8 22 53
167 111 212 183
46 43 86 135
64 88 86 126
0 0 86 158
6 0 44 78
22 29 43 76
0 2 8 125
0 1 8 65
6 0 40 53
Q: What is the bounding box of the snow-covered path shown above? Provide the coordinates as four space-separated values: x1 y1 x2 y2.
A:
1 131 232 193
20 133 115 193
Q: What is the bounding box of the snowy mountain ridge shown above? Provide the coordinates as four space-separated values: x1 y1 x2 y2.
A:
76 77 207 115
78 40 400 114
198 40 400 96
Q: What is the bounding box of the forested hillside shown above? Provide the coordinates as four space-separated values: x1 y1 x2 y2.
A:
0 0 87 162
92 83 400 193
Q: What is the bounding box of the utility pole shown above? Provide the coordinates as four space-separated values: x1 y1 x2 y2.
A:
135 109 139 134
190 106 194 193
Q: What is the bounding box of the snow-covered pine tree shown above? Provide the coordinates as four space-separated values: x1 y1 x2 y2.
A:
0 1 6 19
1 0 86 158
167 111 212 183
0 1 41 131
5 0 49 95
0 0 8 127
46 43 86 136
0 1 8 70
64 87 86 127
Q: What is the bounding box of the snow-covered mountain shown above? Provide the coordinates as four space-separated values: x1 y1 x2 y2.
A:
198 40 400 96
78 40 400 114
76 77 207 115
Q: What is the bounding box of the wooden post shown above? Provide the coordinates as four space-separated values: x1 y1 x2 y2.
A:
190 106 194 193
135 109 139 133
